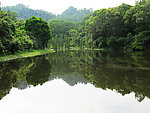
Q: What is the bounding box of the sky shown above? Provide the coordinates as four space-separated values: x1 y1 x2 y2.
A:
0 0 136 14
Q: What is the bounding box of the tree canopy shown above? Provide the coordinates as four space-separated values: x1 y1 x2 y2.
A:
1 0 150 54
25 16 52 49
0 9 34 54
77 1 150 51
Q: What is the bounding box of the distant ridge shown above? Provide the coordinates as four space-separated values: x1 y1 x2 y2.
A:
52 6 93 22
2 4 93 22
2 4 56 21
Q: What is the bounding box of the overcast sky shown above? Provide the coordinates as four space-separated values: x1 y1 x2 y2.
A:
1 0 136 14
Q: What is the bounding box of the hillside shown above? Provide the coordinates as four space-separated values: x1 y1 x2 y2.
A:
2 4 92 22
52 6 93 22
2 4 56 21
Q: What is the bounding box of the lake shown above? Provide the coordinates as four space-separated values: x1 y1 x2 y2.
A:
0 50 150 113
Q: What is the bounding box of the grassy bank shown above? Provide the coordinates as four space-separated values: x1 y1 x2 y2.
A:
0 49 55 61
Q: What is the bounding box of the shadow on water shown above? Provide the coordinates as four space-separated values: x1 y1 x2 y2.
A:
0 50 150 102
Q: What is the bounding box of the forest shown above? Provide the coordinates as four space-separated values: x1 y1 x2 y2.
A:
0 0 150 56
0 8 51 55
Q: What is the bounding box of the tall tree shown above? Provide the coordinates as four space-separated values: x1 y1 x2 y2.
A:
25 16 52 49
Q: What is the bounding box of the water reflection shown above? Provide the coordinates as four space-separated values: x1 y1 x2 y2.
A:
48 50 150 102
0 50 150 102
0 56 51 99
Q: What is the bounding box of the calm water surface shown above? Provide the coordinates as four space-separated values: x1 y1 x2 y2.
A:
0 50 150 113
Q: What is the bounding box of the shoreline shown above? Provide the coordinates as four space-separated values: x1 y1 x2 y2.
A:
0 49 55 62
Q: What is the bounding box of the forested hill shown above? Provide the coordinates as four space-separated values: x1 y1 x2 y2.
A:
2 4 92 22
51 6 93 22
2 4 56 21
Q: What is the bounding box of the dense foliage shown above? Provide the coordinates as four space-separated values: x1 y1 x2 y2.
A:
0 9 34 54
49 20 78 49
0 7 51 55
78 0 150 51
1 0 150 54
25 16 52 49
47 0 150 51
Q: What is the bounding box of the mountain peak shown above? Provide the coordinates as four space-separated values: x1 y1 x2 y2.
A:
61 6 77 16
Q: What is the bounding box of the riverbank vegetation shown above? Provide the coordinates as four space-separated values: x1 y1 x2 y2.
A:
0 7 52 56
0 0 150 57
48 0 150 51
79 0 150 51
0 49 54 61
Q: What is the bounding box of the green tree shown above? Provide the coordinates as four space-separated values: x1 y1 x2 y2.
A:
7 9 18 21
25 16 52 49
49 20 77 49
69 29 77 47
0 10 16 54
78 1 150 51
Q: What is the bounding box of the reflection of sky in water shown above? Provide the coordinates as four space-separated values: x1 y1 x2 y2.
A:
0 79 150 113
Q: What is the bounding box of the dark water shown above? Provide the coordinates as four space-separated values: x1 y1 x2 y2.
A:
0 50 150 113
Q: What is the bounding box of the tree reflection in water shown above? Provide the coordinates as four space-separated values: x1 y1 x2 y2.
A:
0 56 51 99
0 50 150 102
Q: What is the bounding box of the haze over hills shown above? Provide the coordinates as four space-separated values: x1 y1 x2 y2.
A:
53 6 93 22
2 4 93 22
2 4 56 21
